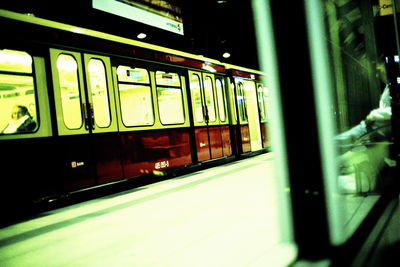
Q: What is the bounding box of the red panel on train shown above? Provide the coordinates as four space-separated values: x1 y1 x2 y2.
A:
240 125 251 153
121 129 192 178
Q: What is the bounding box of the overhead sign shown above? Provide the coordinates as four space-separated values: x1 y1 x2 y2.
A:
93 0 184 35
379 0 400 16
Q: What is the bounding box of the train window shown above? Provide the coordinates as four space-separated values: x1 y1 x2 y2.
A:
155 71 184 124
306 1 396 244
0 49 32 73
57 54 83 129
190 73 204 123
204 76 216 122
88 59 111 128
230 79 237 121
117 66 153 126
117 66 150 84
216 78 226 122
257 84 268 122
237 81 248 122
0 49 38 134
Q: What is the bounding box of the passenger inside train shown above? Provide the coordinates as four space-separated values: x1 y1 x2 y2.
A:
1 104 36 134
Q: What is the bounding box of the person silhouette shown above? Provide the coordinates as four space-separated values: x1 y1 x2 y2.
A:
1 105 37 134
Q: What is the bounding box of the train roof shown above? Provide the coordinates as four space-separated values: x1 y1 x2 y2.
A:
0 8 264 78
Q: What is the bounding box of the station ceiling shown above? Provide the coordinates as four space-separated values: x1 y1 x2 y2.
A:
0 0 259 69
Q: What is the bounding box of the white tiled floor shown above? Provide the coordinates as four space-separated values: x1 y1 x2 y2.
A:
0 153 297 267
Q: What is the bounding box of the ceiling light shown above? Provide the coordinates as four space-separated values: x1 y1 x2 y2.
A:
137 33 147 39
222 52 231 59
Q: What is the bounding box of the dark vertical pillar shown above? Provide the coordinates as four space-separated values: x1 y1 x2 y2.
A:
260 0 331 260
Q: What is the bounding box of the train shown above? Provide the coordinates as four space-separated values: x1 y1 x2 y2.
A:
0 9 270 221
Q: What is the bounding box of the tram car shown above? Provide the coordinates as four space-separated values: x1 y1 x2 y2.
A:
0 9 270 220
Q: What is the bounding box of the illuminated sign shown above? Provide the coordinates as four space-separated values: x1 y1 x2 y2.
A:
93 0 184 35
379 0 400 16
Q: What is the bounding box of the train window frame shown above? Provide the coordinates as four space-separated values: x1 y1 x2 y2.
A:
56 53 84 130
229 78 238 123
190 73 205 123
257 83 268 122
215 77 227 123
83 53 119 134
0 49 52 140
155 70 185 125
116 65 155 127
87 58 112 128
203 75 217 123
236 80 248 123
0 50 39 136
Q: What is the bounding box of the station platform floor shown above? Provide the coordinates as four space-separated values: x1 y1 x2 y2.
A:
0 153 297 267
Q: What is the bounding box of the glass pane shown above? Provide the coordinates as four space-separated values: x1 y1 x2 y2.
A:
257 84 268 121
118 84 153 126
117 66 149 83
157 87 184 124
156 71 181 87
230 80 237 121
190 74 204 123
57 54 82 129
216 78 226 122
237 82 247 121
204 76 216 122
0 75 37 134
318 1 395 241
88 59 111 128
0 49 32 73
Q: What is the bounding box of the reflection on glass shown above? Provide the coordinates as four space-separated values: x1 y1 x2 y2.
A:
236 81 248 122
156 71 180 87
0 49 37 135
230 80 237 121
0 49 32 73
57 54 82 129
243 79 263 151
320 1 395 240
117 65 153 126
216 78 226 122
156 71 184 124
88 59 111 128
118 84 153 126
257 84 269 122
117 66 150 83
157 87 184 124
190 74 204 123
204 76 216 122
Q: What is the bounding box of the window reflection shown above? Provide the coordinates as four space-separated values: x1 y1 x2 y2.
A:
216 78 227 122
236 81 248 122
156 71 185 125
321 1 395 238
0 49 32 73
88 59 111 128
0 49 37 134
117 66 153 126
257 84 268 122
190 74 204 123
57 54 82 129
204 76 216 122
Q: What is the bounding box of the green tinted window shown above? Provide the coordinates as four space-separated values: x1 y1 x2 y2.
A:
117 66 153 126
0 49 37 134
156 71 184 125
57 54 82 129
88 59 111 128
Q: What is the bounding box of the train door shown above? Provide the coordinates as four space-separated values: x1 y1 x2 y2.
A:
256 82 270 148
235 78 263 152
188 70 227 161
49 48 122 190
